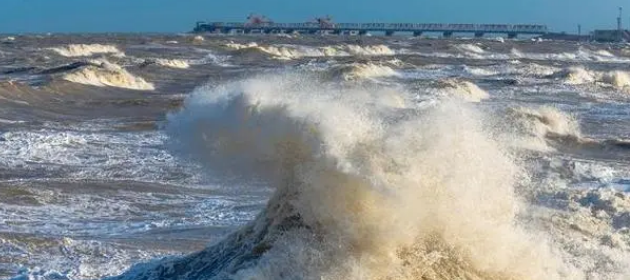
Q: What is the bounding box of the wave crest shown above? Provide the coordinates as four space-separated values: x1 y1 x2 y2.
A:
144 58 190 69
48 44 123 57
328 62 399 80
109 75 590 280
225 42 395 60
62 60 154 90
551 67 630 90
432 79 490 102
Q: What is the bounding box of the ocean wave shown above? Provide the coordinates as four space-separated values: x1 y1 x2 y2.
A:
343 44 395 56
550 67 630 90
225 42 395 60
511 47 630 63
507 105 581 152
62 59 154 90
431 78 490 102
328 62 399 81
418 45 629 63
143 58 190 69
507 105 630 157
1 36 15 43
47 44 124 57
108 74 622 280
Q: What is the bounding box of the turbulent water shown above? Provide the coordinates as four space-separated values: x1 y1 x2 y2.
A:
2 34 630 280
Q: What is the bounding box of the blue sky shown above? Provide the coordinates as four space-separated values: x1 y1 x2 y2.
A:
0 0 627 33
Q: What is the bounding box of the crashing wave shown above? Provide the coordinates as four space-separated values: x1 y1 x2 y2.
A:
108 74 630 280
328 62 399 80
48 44 124 57
62 59 154 90
432 78 490 102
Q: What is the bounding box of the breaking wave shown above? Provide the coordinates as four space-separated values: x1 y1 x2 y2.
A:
328 62 399 81
62 59 154 90
510 106 581 139
511 47 630 63
225 42 395 60
600 71 630 90
431 78 490 102
48 44 124 57
144 58 190 69
507 106 581 152
108 74 630 280
343 44 395 56
421 45 628 63
550 67 630 90
508 105 630 155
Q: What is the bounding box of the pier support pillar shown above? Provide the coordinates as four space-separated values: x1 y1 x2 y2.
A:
413 31 423 37
508 32 518 39
443 31 453 38
385 31 395 36
474 32 484 38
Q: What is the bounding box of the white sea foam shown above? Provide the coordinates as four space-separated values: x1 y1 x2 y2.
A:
417 45 629 63
62 60 154 90
329 62 399 80
48 44 124 57
343 44 395 56
507 105 581 152
512 47 630 63
432 78 490 102
225 42 395 59
105 74 630 280
1 36 15 43
551 67 630 90
150 58 190 69
455 43 486 54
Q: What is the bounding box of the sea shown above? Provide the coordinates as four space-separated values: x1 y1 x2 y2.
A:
1 33 630 280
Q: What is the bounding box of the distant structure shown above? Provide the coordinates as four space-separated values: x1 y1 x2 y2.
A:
194 16 548 38
618 7 623 32
592 7 630 42
309 15 336 29
246 14 273 25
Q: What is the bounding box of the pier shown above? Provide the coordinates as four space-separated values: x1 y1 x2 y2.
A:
194 22 548 38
